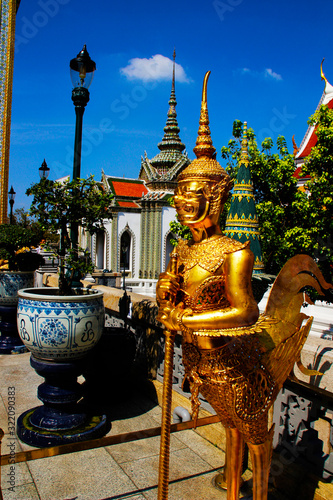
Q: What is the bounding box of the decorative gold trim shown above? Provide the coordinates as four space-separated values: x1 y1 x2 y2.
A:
0 0 17 223
191 314 279 338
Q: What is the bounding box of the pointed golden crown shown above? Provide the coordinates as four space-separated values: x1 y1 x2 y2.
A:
178 71 228 182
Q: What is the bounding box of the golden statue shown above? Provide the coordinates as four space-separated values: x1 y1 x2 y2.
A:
156 72 332 500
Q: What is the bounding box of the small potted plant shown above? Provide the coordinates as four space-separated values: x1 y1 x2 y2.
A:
17 174 114 359
16 175 114 447
0 223 45 353
0 223 44 303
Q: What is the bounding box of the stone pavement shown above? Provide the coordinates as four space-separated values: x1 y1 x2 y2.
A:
0 351 248 500
0 351 323 500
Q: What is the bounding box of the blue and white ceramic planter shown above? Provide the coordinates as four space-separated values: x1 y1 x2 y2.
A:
0 271 34 306
17 287 104 361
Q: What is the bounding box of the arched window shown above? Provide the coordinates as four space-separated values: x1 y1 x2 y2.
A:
120 231 131 271
96 231 105 269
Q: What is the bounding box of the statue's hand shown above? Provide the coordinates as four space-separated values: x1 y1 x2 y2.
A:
157 301 191 331
156 271 180 305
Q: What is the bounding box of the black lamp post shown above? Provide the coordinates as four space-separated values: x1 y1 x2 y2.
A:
70 45 96 181
39 159 50 180
70 45 96 258
8 186 16 224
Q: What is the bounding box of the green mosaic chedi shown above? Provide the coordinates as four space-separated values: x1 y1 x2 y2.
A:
224 123 264 273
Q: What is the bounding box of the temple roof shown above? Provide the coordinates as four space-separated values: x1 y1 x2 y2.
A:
139 51 190 189
295 59 333 164
102 173 148 209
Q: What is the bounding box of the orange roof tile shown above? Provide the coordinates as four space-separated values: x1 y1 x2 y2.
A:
112 181 148 198
118 201 140 208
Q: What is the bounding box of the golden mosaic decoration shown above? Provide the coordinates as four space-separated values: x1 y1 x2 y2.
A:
176 235 248 274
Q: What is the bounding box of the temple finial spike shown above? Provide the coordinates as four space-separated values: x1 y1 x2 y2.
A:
202 70 211 103
240 122 249 166
172 49 176 91
193 71 216 159
321 58 328 84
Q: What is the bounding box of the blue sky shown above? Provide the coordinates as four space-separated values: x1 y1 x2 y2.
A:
9 0 333 209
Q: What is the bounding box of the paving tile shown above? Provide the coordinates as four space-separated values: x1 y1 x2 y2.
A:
101 494 147 500
106 433 185 464
175 429 225 468
142 470 228 500
119 446 216 491
0 353 31 367
0 354 40 421
109 411 161 436
1 461 34 489
27 448 140 500
1 482 40 500
0 394 8 433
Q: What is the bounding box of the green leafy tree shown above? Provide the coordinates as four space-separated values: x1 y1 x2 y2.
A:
300 105 333 283
26 175 114 295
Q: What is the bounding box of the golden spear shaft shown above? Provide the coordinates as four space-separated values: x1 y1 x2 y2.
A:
157 252 178 500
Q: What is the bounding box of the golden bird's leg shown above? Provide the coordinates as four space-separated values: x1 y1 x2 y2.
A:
247 426 274 500
225 427 244 500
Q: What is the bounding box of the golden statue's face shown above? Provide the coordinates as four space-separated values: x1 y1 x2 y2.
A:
174 180 210 226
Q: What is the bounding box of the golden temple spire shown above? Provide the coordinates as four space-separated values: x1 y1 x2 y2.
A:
193 71 216 159
320 58 333 99
321 58 328 84
178 71 228 183
240 121 249 167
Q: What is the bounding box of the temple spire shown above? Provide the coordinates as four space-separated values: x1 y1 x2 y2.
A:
139 50 190 188
224 122 264 274
156 49 185 155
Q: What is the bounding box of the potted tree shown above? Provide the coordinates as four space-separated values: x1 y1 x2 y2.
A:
16 175 114 447
0 223 44 353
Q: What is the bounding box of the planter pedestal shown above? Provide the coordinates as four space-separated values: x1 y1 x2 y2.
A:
0 271 34 353
0 305 24 354
17 355 108 447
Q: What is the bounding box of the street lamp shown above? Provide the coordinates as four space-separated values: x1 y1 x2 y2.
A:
70 45 96 264
70 44 96 181
8 186 15 224
39 159 50 180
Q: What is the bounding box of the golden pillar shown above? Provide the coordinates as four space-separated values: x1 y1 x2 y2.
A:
0 0 19 223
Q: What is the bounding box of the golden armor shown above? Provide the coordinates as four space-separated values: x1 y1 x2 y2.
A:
156 72 332 500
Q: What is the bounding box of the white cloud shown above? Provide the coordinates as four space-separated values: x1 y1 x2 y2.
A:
120 54 190 83
264 68 282 81
236 67 282 81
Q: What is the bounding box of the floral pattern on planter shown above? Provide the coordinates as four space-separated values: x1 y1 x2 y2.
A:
0 272 34 306
39 319 68 346
17 288 104 361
